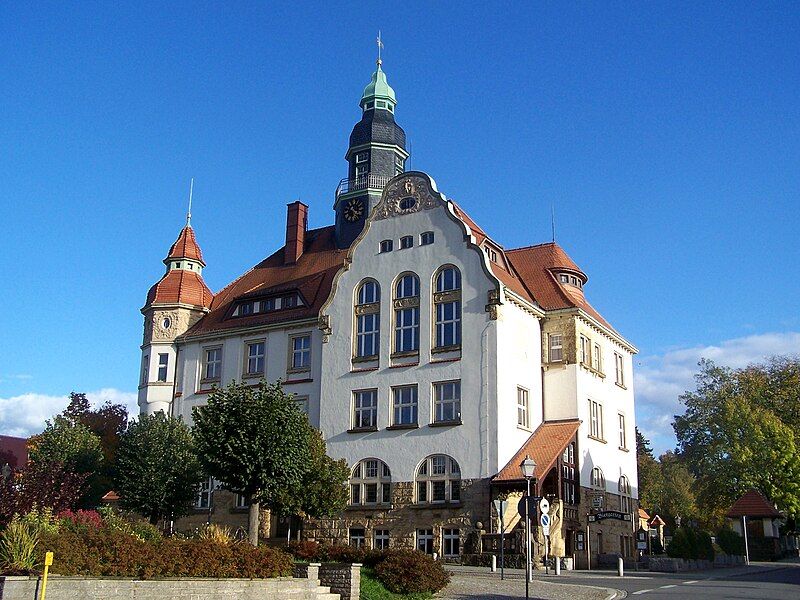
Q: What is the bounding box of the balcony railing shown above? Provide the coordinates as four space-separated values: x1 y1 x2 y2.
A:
336 173 391 199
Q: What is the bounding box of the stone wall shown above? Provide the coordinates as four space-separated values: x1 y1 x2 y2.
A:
294 563 360 600
304 478 491 554
0 576 339 600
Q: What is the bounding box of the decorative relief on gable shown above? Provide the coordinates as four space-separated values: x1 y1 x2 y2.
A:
318 314 332 343
373 175 442 220
144 310 196 343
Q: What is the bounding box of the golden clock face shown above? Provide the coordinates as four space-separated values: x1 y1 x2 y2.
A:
344 198 365 222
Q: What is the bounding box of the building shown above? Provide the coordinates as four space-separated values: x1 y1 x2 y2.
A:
138 55 639 565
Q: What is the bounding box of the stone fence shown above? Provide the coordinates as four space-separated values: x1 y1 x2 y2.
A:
648 554 746 572
294 562 361 600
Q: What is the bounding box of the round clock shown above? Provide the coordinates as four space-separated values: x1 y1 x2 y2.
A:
344 198 365 222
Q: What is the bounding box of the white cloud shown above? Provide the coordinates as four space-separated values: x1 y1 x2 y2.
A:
0 388 138 438
634 331 800 455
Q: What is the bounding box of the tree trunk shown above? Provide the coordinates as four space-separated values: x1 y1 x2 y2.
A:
248 501 260 546
149 513 159 526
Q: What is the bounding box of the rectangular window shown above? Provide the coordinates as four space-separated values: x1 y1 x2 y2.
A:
356 312 380 358
246 341 265 375
432 480 446 502
156 353 169 382
443 528 460 557
517 387 529 429
374 529 390 550
394 307 420 353
195 477 213 509
355 165 368 179
392 385 418 426
355 152 369 164
234 493 249 508
290 334 311 370
417 529 434 554
353 389 378 429
593 343 603 372
351 483 360 504
589 399 604 440
395 155 404 173
618 413 627 449
380 239 393 253
261 298 276 312
417 481 427 502
433 381 461 423
615 352 625 386
549 334 563 362
400 235 413 249
435 300 461 348
204 347 222 380
420 231 434 245
349 527 366 549
141 354 149 385
579 335 589 365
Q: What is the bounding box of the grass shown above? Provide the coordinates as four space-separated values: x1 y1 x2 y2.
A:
360 568 434 600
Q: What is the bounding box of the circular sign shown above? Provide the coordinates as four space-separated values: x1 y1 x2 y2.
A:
539 498 550 515
540 513 550 527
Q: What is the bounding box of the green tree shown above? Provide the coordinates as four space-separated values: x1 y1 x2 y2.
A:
657 451 698 524
193 381 347 545
114 412 204 525
27 416 104 507
636 428 664 513
674 358 800 525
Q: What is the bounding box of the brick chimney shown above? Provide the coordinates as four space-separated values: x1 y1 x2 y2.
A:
285 201 308 265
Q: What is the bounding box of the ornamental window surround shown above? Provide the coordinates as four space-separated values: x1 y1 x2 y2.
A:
416 454 461 504
433 266 462 350
350 458 391 506
354 280 380 359
393 273 420 354
618 475 631 513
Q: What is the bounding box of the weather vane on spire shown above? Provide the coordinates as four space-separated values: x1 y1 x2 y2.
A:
186 177 194 226
376 31 384 66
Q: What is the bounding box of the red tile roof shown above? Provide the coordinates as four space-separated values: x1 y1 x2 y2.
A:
101 490 120 502
185 226 348 336
146 269 213 308
0 435 28 468
167 225 205 264
726 490 782 518
493 419 580 482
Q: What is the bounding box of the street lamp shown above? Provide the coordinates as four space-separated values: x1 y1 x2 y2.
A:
520 455 536 598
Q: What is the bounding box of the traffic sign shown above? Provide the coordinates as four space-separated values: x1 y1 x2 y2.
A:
540 513 550 536
539 498 550 515
517 494 540 520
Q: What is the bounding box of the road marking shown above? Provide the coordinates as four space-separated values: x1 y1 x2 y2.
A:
632 589 653 595
660 584 677 589
683 580 699 584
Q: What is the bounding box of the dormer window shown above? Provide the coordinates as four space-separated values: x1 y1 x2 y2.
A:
484 246 497 262
560 274 569 283
558 273 583 288
231 293 303 318
355 152 369 164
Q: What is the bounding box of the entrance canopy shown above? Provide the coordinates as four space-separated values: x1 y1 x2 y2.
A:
493 419 580 484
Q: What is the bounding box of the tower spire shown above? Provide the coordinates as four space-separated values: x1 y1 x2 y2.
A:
376 31 384 66
186 178 194 227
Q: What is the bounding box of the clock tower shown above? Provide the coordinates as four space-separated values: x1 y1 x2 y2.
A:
334 56 409 248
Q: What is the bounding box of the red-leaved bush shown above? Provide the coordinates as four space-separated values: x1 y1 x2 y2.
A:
58 509 103 532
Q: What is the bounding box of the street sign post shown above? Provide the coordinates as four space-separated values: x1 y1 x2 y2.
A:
493 499 508 579
539 498 550 515
540 513 550 536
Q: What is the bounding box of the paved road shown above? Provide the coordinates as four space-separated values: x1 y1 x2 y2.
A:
443 561 800 599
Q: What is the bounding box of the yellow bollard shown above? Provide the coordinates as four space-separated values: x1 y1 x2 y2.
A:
40 551 53 600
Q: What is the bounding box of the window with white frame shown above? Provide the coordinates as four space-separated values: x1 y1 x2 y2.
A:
593 342 603 372
443 528 461 557
355 164 368 179
157 353 169 382
203 347 222 381
588 399 604 440
394 273 420 353
517 387 530 429
380 239 393 253
619 475 631 513
290 334 311 370
417 528 434 554
420 231 434 245
245 341 265 376
392 385 418 426
549 333 563 362
591 467 605 490
348 527 366 548
434 266 462 349
350 459 391 506
353 389 378 429
195 477 214 509
615 352 625 386
416 455 461 504
618 413 627 449
400 235 413 249
433 380 461 423
394 155 404 175
234 492 250 508
373 529 390 550
140 354 149 385
561 442 577 505
355 280 380 359
355 152 369 164
579 335 589 365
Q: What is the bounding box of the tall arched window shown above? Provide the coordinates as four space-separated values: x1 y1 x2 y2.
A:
394 273 420 354
415 454 461 504
618 475 631 513
350 458 391 506
433 266 462 349
591 467 605 490
355 280 380 359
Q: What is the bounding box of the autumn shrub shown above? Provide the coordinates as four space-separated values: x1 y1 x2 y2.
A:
287 539 321 561
231 542 294 578
58 509 103 532
374 549 450 594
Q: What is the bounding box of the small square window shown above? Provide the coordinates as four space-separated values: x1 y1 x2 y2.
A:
380 240 393 253
400 235 413 249
420 231 434 245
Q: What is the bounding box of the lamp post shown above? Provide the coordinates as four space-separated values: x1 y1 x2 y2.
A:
520 455 536 599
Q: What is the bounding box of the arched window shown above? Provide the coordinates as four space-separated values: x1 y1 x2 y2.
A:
591 467 605 490
350 458 391 506
416 454 461 504
355 280 380 359
394 273 420 354
433 266 462 349
618 475 631 513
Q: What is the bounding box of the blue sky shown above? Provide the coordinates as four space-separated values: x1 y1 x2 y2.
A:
1 2 798 452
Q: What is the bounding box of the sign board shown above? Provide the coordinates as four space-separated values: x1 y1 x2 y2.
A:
493 499 508 518
540 513 550 536
591 494 604 510
539 498 550 515
588 511 633 522
637 541 648 550
517 494 540 521
637 529 648 542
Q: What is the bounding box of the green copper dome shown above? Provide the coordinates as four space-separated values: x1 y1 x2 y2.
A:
360 61 397 111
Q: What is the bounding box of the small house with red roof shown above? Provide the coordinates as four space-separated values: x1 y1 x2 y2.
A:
137 56 640 561
727 490 783 560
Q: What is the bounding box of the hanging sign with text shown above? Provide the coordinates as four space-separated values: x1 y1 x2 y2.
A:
588 511 633 522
